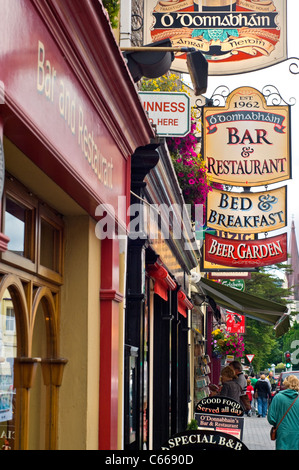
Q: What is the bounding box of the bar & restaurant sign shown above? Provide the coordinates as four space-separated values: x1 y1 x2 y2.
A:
203 86 291 187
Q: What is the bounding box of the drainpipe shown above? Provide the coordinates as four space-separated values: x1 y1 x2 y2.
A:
120 0 132 48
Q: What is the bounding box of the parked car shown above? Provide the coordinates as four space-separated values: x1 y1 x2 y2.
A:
276 371 299 393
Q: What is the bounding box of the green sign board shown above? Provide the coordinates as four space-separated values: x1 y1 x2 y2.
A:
221 279 245 291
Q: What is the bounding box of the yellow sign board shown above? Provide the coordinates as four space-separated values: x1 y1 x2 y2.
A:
207 186 287 234
203 87 291 187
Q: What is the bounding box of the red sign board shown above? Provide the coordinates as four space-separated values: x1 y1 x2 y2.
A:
205 232 287 268
0 0 150 227
226 312 245 335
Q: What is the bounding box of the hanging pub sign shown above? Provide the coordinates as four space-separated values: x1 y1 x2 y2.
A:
161 429 248 451
201 233 257 272
205 232 287 268
221 279 245 291
204 86 290 187
195 396 244 440
139 91 191 136
207 186 287 234
143 1 286 76
208 272 251 280
226 311 245 334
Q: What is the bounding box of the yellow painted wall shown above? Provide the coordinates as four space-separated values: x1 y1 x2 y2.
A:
59 216 101 450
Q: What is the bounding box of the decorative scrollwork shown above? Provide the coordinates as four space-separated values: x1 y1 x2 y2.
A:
209 85 230 107
194 85 230 110
262 85 296 107
288 56 299 75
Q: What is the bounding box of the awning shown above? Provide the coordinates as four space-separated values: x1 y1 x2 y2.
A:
178 289 193 318
197 278 290 337
147 260 176 301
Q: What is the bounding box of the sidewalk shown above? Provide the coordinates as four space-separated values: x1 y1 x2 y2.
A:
242 414 275 450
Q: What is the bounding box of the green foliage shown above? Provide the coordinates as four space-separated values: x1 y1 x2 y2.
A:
103 0 120 29
283 322 299 370
186 419 198 430
140 73 218 220
244 265 293 372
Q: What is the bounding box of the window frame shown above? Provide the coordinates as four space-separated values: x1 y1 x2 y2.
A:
1 175 64 285
1 176 38 273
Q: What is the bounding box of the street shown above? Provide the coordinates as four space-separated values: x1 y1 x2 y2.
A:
242 414 275 451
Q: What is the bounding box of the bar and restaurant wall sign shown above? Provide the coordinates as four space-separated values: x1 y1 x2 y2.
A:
143 0 286 75
207 186 287 234
203 87 291 187
205 232 287 268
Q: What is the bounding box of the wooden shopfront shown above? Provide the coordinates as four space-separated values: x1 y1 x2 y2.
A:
0 0 153 450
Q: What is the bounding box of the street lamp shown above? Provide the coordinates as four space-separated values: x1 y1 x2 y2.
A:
122 39 208 95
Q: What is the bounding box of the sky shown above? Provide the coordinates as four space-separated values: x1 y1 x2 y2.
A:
200 0 299 249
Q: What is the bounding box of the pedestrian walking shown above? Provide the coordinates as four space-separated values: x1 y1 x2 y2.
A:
219 366 241 403
250 372 258 413
246 378 254 416
229 360 250 412
254 374 271 417
267 375 299 450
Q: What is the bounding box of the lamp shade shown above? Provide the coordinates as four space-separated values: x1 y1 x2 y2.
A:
123 39 175 82
186 50 208 95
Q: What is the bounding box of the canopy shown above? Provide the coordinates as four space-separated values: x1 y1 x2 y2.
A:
197 278 290 337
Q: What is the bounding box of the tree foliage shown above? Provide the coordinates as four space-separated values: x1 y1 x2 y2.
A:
103 0 120 29
244 266 292 372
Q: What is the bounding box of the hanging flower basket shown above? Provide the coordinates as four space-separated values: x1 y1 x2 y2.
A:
140 73 222 221
211 328 245 358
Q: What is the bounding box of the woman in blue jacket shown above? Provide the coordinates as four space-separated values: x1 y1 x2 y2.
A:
267 375 299 450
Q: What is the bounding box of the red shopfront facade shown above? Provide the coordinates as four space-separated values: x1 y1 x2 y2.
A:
0 0 153 450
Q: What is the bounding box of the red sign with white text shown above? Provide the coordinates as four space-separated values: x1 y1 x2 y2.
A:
0 0 134 226
205 232 287 268
226 312 245 334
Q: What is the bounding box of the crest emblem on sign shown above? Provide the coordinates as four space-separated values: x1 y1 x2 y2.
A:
144 0 287 75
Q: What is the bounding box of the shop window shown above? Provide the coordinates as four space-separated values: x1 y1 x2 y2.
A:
4 196 35 265
38 205 63 283
1 175 64 284
2 176 37 272
5 307 15 333
0 290 17 451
